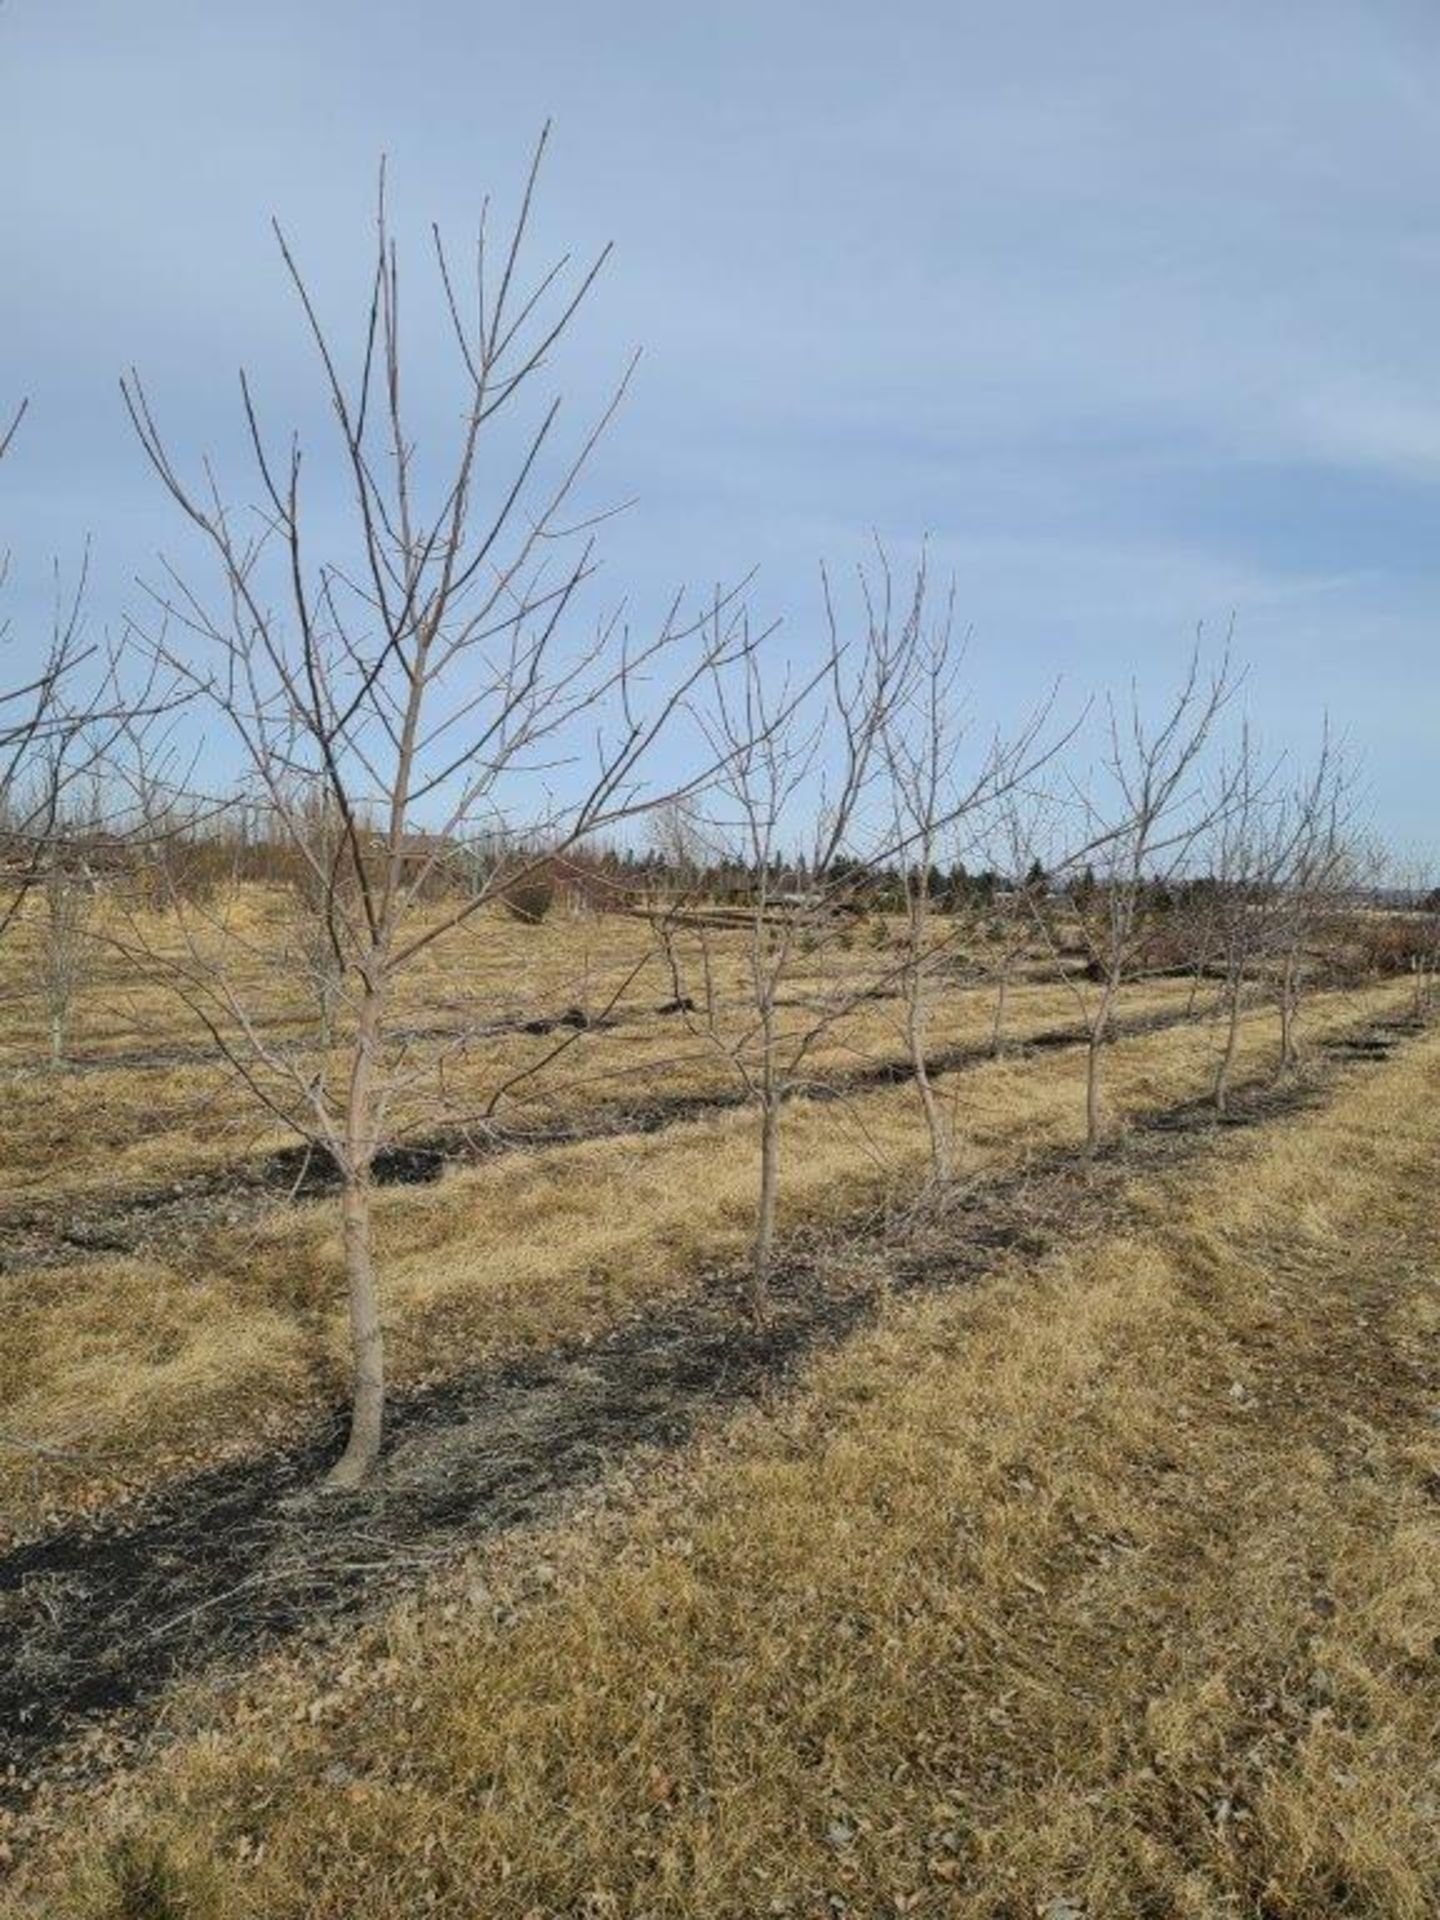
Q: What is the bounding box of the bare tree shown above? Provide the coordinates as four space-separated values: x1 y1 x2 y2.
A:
1 418 76 929
878 556 1060 1179
883 583 961 1181
980 879 1029 1056
1202 727 1292 1113
119 140 762 1488
1269 733 1356 1072
647 795 708 896
983 788 1065 1055
37 823 96 1068
1033 647 1238 1152
658 572 917 1323
0 408 130 959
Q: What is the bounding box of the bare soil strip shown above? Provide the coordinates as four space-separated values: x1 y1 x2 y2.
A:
0 996 1218 1275
0 1006 1422 1806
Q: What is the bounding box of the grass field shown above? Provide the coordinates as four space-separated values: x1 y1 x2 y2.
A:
0 899 1433 1917
0 912 1403 1537
0 896 1057 1202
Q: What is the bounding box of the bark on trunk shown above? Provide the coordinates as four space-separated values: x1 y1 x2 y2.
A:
1278 956 1299 1072
908 962 949 1182
990 970 1009 1057
327 1173 384 1489
1214 976 1242 1113
326 976 387 1489
1085 977 1117 1154
750 1094 780 1328
1085 1032 1103 1153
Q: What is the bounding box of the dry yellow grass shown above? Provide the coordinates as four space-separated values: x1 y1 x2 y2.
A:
9 985 1436 1918
0 973 1409 1537
0 894 1132 1202
0 895 679 1196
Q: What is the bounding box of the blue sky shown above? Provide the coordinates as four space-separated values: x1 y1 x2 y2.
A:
2 0 1437 852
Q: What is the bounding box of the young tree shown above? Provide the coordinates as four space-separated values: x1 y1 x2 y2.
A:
120 141 761 1488
0 406 123 958
37 828 95 1068
657 549 1056 1313
1203 728 1290 1113
1036 647 1237 1152
647 796 708 893
983 790 1065 1056
979 882 1026 1056
1172 877 1224 1017
1269 735 1355 1071
881 572 964 1181
659 572 917 1323
877 555 1059 1179
1201 728 1361 1109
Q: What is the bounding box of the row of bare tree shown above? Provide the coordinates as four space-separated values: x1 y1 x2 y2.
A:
1 146 1430 1490
643 607 1380 1333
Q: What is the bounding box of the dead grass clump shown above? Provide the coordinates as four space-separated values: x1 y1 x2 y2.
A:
88 1836 207 1920
0 1263 314 1535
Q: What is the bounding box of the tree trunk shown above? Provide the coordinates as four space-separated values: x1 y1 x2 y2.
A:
1085 1031 1103 1153
49 1009 64 1069
750 1093 780 1328
907 961 949 1182
1185 963 1204 1017
327 1172 384 1489
1278 955 1299 1072
327 975 386 1490
990 968 1009 1057
1085 976 1117 1154
1214 976 1242 1113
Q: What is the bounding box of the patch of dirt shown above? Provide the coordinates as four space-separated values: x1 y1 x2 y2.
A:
0 1007 1425 1804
